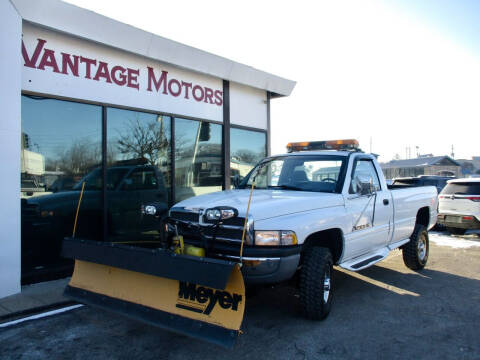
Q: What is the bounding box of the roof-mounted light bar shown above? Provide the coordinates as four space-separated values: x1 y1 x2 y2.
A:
286 139 360 153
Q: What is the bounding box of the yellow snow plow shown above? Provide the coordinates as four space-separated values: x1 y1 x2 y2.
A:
62 231 245 348
62 192 259 348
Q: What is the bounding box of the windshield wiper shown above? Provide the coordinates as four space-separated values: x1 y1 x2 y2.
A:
268 184 304 191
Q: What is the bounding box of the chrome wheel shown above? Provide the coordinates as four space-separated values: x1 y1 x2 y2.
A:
323 266 331 303
417 233 427 261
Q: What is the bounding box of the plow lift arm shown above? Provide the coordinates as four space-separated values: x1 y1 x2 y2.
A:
61 181 258 348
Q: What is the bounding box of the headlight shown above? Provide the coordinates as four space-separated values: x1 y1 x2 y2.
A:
143 205 157 215
255 230 297 246
204 207 238 221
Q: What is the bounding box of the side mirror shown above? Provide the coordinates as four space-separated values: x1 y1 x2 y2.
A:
232 174 243 188
354 174 375 196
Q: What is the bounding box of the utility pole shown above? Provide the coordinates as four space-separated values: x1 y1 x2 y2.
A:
451 145 454 159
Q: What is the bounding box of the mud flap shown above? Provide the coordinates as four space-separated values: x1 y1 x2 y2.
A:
62 239 245 348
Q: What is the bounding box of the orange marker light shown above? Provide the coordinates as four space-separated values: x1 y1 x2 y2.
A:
287 139 359 152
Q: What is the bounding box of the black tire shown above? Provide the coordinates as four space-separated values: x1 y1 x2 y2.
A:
446 227 466 235
299 247 333 320
402 224 429 271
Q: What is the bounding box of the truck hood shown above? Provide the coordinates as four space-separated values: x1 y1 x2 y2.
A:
173 189 344 221
24 190 98 207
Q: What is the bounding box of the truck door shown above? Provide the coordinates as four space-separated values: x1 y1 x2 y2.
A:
345 158 393 256
121 167 167 234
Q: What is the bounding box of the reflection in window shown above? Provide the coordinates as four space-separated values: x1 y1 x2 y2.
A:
21 96 102 274
106 108 171 241
230 128 266 186
175 118 222 202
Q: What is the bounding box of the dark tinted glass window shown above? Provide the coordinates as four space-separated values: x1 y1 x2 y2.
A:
21 96 102 272
230 128 266 186
174 118 222 202
106 108 171 242
440 182 480 195
122 168 159 191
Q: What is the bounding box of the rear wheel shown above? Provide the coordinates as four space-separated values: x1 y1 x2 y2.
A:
446 227 466 235
299 247 333 320
402 224 429 270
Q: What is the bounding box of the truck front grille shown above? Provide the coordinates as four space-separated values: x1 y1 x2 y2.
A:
169 210 199 222
169 209 250 245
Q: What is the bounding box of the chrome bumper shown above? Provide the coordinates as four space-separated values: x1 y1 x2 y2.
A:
216 253 301 284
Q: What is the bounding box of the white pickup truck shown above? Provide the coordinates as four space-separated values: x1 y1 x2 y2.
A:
168 140 438 320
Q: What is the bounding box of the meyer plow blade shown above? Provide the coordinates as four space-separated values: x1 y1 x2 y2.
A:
62 239 245 348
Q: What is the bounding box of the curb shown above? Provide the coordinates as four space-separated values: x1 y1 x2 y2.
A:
0 300 79 323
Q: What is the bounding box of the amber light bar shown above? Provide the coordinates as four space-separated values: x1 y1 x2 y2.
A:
286 139 359 152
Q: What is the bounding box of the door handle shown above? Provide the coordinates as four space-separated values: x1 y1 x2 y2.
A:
383 199 389 205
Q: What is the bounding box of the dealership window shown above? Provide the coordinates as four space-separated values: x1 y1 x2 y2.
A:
230 127 266 184
21 96 102 272
174 118 222 202
106 108 171 241
20 95 232 277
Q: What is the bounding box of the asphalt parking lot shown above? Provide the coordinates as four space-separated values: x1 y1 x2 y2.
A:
1 231 479 360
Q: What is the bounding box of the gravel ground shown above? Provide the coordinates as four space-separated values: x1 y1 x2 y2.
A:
1 231 479 360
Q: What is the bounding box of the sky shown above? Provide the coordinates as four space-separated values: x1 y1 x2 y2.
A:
64 0 480 163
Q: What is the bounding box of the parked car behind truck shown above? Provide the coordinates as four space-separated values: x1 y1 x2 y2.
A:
390 175 454 194
437 178 480 235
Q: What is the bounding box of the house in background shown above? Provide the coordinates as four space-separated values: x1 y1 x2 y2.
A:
380 155 461 179
456 156 480 177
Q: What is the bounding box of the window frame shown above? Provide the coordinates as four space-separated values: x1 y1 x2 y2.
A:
349 158 382 194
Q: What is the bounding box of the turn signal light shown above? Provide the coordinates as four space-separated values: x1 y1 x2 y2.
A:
287 139 359 152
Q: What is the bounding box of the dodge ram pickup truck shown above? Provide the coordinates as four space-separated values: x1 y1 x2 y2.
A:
168 139 438 319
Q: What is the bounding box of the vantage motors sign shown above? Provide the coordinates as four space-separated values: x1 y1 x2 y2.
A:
21 23 224 122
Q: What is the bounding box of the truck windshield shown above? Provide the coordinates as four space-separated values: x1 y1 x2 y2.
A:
240 155 346 193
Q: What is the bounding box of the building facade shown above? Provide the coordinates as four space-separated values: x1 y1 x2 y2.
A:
1 0 295 298
381 156 461 179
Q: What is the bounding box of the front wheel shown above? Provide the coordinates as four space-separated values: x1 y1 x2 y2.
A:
299 247 333 320
402 224 429 271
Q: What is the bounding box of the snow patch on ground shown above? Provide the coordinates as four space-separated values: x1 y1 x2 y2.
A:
429 231 480 249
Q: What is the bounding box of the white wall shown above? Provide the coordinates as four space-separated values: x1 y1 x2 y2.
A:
230 82 267 130
0 0 22 298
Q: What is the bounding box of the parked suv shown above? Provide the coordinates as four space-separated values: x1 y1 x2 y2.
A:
437 178 480 235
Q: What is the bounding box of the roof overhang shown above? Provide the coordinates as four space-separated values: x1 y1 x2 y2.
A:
11 0 296 97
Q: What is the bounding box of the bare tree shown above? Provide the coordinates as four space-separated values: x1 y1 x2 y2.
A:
115 117 169 165
52 139 100 175
233 148 264 165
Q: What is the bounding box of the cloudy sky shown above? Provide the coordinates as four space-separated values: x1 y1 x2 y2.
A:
65 0 480 162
